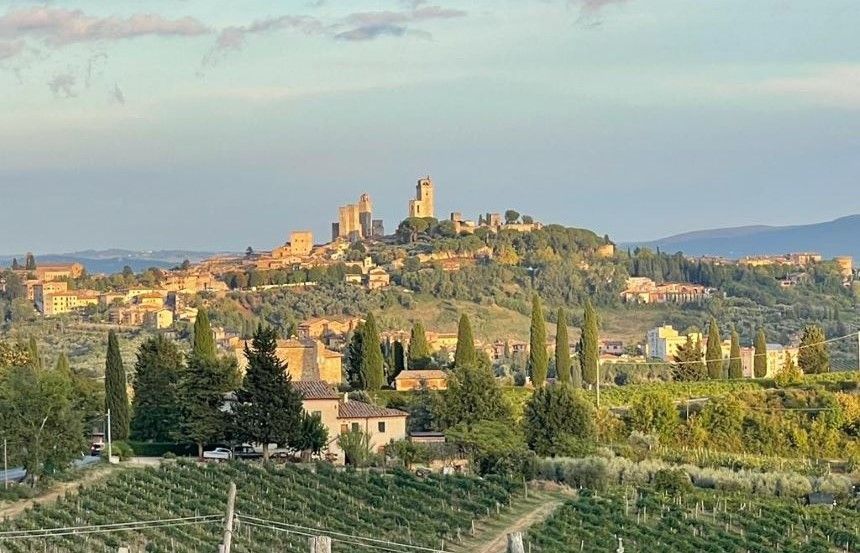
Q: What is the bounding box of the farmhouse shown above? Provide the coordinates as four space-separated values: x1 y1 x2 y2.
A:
293 381 408 464
394 370 448 391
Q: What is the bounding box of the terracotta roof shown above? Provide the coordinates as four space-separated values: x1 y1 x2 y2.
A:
394 370 447 380
338 401 408 419
293 381 341 400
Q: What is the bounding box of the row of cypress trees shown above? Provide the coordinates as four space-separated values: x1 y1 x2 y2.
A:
528 295 599 388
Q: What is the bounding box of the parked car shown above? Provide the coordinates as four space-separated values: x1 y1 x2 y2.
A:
203 448 232 461
90 442 104 457
233 445 262 460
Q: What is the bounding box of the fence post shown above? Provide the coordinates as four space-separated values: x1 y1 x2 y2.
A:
507 532 525 553
309 536 332 553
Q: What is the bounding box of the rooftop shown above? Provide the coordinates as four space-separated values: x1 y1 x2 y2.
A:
338 401 408 419
293 381 341 400
394 370 448 380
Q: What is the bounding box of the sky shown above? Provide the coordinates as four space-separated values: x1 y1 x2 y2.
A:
1 0 859 254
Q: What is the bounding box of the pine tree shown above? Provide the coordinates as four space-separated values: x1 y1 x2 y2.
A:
130 335 183 442
233 325 303 461
775 351 802 387
706 318 723 379
104 330 130 440
728 328 743 379
528 295 549 388
554 307 571 385
798 325 829 374
408 322 431 369
672 335 706 381
360 312 385 390
579 300 599 386
178 353 237 458
192 308 217 361
753 328 768 378
453 314 477 368
439 364 511 428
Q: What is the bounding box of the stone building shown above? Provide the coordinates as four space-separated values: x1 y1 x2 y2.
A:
408 176 435 219
394 370 448 391
232 338 342 384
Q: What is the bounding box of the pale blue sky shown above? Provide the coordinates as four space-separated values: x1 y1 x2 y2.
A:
1 0 859 253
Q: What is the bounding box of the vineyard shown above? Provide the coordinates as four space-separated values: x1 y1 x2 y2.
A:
0 461 521 552
526 486 859 553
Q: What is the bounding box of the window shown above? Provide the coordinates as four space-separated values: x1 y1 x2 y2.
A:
312 411 321 418
340 424 348 434
351 422 360 432
377 421 386 433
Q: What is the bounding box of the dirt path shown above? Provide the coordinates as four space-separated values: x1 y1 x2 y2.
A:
471 498 563 553
0 465 117 519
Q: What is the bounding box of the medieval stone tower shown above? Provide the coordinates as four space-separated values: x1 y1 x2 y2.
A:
408 176 435 219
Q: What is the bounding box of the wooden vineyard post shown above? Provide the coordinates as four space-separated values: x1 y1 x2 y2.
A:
309 536 331 553
507 532 525 553
219 482 237 553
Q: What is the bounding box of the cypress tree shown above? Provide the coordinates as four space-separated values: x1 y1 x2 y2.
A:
579 300 599 386
24 253 36 271
528 295 549 388
706 318 723 379
104 330 130 440
453 314 477 368
360 312 385 390
192 308 217 361
554 307 571 385
753 328 768 378
54 352 70 375
408 322 431 369
27 337 42 371
728 328 743 379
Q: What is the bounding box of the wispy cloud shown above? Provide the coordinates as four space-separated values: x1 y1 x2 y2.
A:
47 72 76 98
0 39 23 60
336 4 466 41
112 82 125 105
0 7 210 46
202 15 326 67
574 0 631 13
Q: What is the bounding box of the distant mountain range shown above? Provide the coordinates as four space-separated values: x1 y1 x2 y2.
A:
0 249 231 275
625 215 860 261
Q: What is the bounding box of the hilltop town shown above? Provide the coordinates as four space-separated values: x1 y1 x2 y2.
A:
2 174 857 387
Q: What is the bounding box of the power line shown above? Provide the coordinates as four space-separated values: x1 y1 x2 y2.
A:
0 519 221 541
238 515 446 553
239 519 428 553
0 515 221 539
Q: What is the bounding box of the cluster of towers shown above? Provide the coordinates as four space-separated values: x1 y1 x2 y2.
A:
332 193 381 242
331 176 436 242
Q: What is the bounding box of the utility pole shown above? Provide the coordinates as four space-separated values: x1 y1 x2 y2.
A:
219 482 237 553
106 409 112 462
3 438 7 490
596 359 601 408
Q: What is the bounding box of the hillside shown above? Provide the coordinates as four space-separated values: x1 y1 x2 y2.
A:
628 214 860 260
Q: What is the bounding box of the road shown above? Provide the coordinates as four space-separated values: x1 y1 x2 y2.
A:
0 455 101 484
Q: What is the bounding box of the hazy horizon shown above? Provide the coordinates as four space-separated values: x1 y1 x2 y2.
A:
2 0 859 253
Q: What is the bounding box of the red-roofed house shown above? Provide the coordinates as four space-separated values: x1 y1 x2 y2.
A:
292 381 408 464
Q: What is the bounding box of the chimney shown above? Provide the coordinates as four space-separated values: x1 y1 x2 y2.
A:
343 392 349 403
